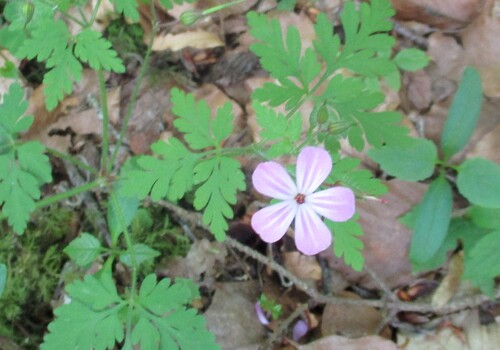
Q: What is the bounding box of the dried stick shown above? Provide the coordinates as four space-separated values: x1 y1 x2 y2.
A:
157 200 500 315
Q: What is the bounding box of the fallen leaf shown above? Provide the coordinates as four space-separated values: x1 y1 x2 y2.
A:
283 252 322 281
320 180 427 289
321 291 384 338
205 281 266 349
152 31 224 51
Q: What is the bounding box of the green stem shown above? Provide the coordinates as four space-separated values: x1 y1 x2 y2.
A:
285 71 330 120
46 147 98 175
37 0 86 26
35 179 103 209
109 16 156 170
88 0 103 27
97 69 110 174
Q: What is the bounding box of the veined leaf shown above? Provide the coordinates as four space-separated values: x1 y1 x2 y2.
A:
63 233 102 267
326 216 364 271
75 29 125 73
441 67 483 160
409 175 453 267
457 158 500 209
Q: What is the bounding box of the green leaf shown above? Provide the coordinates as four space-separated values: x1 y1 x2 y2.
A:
108 187 139 241
43 47 83 111
441 67 483 160
75 29 125 73
253 102 302 157
457 158 500 208
120 244 160 267
119 138 198 201
134 275 219 350
313 13 340 73
193 157 245 240
463 229 500 296
368 137 437 181
63 233 102 267
329 157 387 196
0 263 6 297
41 272 126 350
394 48 429 71
111 0 140 21
0 83 32 137
325 216 365 271
468 206 500 229
159 0 198 10
16 20 70 61
409 175 453 266
171 88 234 149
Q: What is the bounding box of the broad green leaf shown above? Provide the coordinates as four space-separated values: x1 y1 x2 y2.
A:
120 244 160 267
254 102 302 157
328 157 387 196
0 263 6 297
193 157 245 240
107 187 139 241
468 206 500 229
441 67 483 160
457 158 500 208
135 275 219 350
409 175 453 266
171 88 234 149
368 137 437 181
43 46 83 110
119 138 198 201
41 272 125 350
463 229 500 296
63 233 102 267
16 20 70 61
75 29 125 73
326 216 364 271
394 48 429 71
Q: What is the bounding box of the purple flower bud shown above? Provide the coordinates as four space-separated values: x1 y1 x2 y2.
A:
255 302 270 325
292 319 308 341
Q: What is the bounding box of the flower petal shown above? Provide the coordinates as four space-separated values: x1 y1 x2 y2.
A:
252 161 297 200
308 187 355 222
296 147 332 194
251 201 297 243
294 204 332 255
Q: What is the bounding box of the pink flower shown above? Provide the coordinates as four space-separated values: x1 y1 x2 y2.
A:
251 147 355 255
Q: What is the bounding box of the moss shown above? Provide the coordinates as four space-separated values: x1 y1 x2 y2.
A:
0 205 74 347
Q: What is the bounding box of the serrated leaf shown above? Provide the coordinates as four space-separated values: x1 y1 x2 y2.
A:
329 157 387 196
120 244 160 267
16 20 70 61
394 48 429 71
326 216 364 271
313 13 340 73
0 83 32 137
171 88 234 149
75 29 125 73
409 175 453 266
111 0 140 21
193 157 245 240
0 263 6 297
119 138 198 201
64 233 102 267
254 102 302 157
441 67 483 160
135 275 219 350
368 137 437 181
41 273 125 350
463 229 500 296
43 46 83 110
0 140 51 234
457 158 500 209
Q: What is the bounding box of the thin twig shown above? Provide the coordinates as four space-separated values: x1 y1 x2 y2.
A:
157 200 500 315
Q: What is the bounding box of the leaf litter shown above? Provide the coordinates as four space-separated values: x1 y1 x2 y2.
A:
5 0 500 349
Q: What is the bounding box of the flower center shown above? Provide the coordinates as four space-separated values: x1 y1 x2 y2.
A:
294 193 306 204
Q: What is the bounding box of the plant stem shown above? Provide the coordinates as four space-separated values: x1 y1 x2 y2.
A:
88 0 103 27
46 147 98 175
108 14 156 170
35 179 103 209
97 69 110 174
